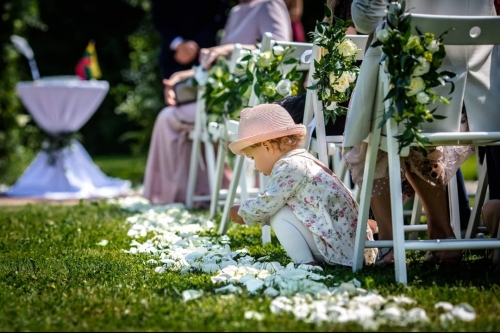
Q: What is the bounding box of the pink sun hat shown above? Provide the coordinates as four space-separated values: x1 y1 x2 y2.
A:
229 103 306 155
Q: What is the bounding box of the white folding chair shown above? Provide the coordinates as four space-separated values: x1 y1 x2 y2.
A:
217 32 313 244
186 44 250 209
302 34 368 196
208 46 262 219
351 14 500 285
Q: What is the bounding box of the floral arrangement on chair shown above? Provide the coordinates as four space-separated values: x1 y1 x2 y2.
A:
244 44 303 103
200 57 251 124
371 0 456 154
307 5 361 125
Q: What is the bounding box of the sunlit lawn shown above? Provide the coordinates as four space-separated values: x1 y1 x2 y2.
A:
2 153 500 331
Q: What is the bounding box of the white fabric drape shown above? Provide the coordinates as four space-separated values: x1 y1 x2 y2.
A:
5 77 131 199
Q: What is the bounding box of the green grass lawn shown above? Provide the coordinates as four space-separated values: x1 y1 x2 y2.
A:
1 199 500 332
2 153 497 332
92 154 147 187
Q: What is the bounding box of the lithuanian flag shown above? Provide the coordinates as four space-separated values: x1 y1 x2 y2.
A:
75 40 102 80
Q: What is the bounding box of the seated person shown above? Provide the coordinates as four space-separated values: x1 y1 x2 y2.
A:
142 0 292 206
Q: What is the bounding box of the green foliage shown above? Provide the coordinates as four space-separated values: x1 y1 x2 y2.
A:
0 0 45 185
202 56 251 124
308 6 361 125
0 0 154 186
250 44 303 103
112 13 164 157
370 0 456 155
92 154 147 187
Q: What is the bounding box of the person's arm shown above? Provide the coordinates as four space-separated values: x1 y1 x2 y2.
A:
162 69 195 105
199 44 257 69
237 160 306 226
351 0 389 34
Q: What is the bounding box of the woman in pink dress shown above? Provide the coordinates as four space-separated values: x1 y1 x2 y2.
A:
142 0 292 206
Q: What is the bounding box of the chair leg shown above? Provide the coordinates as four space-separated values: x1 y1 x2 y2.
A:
494 223 500 264
186 129 201 209
465 156 489 239
447 174 462 239
409 195 423 240
218 154 245 235
386 119 408 285
209 135 227 219
352 122 384 271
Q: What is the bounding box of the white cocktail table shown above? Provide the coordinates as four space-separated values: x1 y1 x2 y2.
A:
5 77 131 199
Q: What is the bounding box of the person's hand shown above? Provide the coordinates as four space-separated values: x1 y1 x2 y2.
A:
229 205 245 225
199 44 234 69
162 69 195 105
175 40 199 65
162 78 178 106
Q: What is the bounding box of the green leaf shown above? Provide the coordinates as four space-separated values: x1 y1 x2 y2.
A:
324 3 332 19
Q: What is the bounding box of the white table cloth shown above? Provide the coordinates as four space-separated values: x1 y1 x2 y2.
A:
5 77 131 199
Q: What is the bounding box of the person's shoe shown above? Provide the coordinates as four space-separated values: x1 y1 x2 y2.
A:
423 247 462 266
375 247 394 267
423 251 462 266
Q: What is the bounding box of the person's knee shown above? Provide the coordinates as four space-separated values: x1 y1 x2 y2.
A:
482 199 500 235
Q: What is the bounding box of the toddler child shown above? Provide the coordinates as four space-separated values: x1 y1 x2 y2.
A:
228 103 377 267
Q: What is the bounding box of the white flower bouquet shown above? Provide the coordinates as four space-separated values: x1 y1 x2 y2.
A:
241 44 303 103
372 0 456 154
307 5 361 125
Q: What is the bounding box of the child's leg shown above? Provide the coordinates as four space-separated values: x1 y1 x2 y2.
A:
270 206 325 264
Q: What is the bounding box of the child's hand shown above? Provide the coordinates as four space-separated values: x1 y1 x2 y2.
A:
229 205 245 225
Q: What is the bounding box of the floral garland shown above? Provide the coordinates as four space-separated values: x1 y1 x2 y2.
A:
371 0 456 154
244 44 303 103
307 5 361 125
196 43 303 125
198 56 251 124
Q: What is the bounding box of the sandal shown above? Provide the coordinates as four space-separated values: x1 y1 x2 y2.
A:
423 250 462 266
423 237 462 266
375 247 394 267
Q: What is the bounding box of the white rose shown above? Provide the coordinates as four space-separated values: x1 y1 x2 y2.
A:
276 79 292 97
336 39 360 57
272 45 285 56
346 71 357 83
376 29 390 43
332 73 351 93
257 51 274 68
406 77 426 96
326 102 337 111
416 91 430 104
412 57 430 76
426 40 439 53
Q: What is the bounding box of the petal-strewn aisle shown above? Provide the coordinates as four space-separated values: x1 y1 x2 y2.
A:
108 196 476 329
